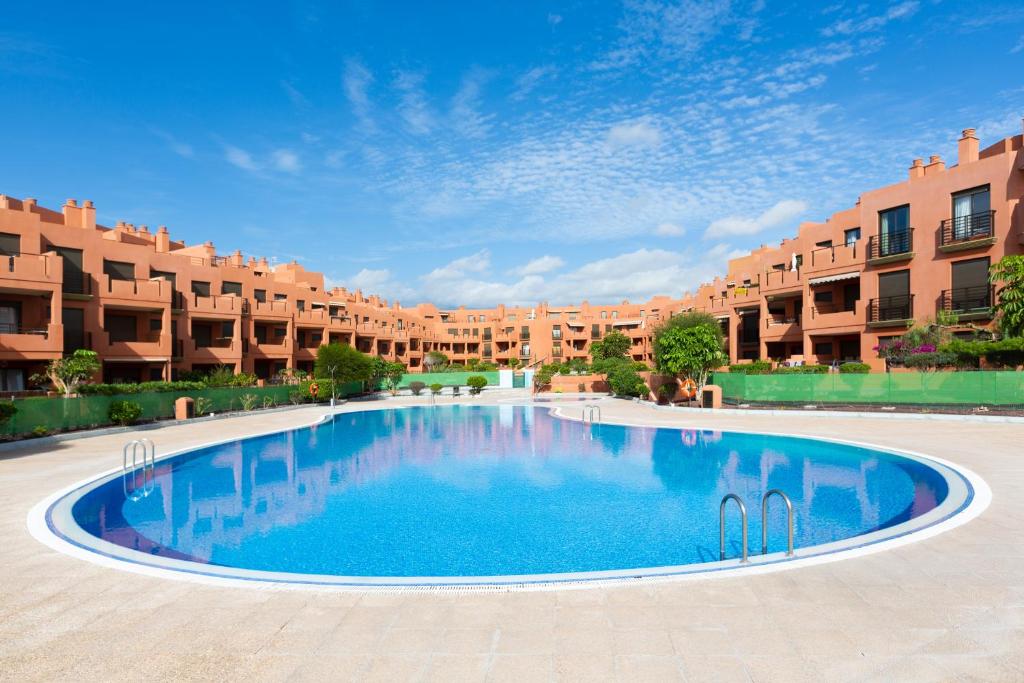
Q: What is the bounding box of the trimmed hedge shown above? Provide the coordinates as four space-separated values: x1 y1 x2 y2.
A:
771 364 830 374
838 362 871 374
80 381 206 395
728 360 772 375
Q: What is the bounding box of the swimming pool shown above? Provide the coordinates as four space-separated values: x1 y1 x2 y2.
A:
40 404 977 587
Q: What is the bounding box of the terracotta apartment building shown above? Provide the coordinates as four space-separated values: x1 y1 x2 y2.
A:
0 125 1020 389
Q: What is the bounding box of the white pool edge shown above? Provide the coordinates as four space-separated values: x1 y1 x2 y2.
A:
27 402 992 593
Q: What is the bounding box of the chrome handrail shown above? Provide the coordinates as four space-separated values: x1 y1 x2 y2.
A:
719 493 749 563
122 438 156 501
761 489 794 556
583 404 602 424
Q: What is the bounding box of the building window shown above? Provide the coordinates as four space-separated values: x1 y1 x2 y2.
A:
951 185 992 240
601 311 607 319
611 311 618 319
274 293 287 301
878 205 910 256
815 240 833 249
191 281 211 297
221 281 242 296
814 341 833 356
844 227 861 245
296 300 305 312
103 259 135 281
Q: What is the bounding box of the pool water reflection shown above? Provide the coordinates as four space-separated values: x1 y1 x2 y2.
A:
67 405 951 578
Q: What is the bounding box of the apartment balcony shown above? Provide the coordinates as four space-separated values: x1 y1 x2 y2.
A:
729 286 761 306
762 314 802 341
519 332 531 341
187 337 242 363
97 331 172 359
1 252 62 291
294 308 329 326
940 285 993 321
179 292 244 317
0 323 62 360
806 242 862 274
249 335 292 358
867 229 914 265
938 211 996 253
761 268 802 295
806 301 864 331
867 295 913 328
247 299 290 320
101 275 173 310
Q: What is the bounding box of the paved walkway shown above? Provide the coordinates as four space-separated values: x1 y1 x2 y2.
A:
0 395 1021 682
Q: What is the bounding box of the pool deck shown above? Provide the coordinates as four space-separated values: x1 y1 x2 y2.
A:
1 392 1022 682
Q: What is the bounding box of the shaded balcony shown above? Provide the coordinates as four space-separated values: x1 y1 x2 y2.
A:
867 229 914 264
938 211 996 253
867 295 913 327
940 285 993 321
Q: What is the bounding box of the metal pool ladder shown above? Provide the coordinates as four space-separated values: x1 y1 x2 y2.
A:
761 489 794 556
122 438 155 501
582 404 602 424
719 489 796 562
719 494 749 563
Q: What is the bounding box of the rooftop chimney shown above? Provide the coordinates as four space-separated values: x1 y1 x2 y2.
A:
908 158 925 180
155 226 170 253
62 199 81 227
231 249 244 267
924 155 945 176
958 128 979 165
81 200 96 229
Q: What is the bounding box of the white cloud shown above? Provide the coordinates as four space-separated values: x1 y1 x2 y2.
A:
280 80 309 108
591 0 736 71
606 120 662 149
547 13 562 26
151 129 194 159
271 149 301 173
224 145 259 171
511 255 565 276
705 199 808 237
655 222 684 236
511 65 556 101
394 70 434 134
386 246 737 308
1011 35 1024 54
450 69 492 139
343 58 375 131
822 1 919 37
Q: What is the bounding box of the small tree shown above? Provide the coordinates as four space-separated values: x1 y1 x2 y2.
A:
654 325 727 391
314 343 373 401
408 381 426 396
381 361 406 395
32 349 101 397
467 375 488 394
109 400 143 426
606 360 648 397
654 312 724 362
991 255 1024 338
424 351 448 371
507 357 521 370
590 330 631 362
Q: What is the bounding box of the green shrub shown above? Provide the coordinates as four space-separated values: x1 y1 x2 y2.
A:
239 393 260 410
606 359 648 397
31 425 49 438
942 338 1024 368
0 400 16 426
288 389 305 405
467 375 488 395
903 352 957 371
195 397 213 415
838 362 871 374
79 381 206 396
729 360 772 375
771 364 829 374
408 381 427 396
429 383 443 395
109 400 143 426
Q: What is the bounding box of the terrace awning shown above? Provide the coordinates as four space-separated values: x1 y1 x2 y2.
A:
808 271 860 286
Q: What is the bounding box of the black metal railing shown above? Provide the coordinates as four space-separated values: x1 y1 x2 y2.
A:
868 294 913 323
62 272 93 295
867 229 913 260
941 285 993 314
810 241 857 266
0 323 48 337
939 211 995 246
519 332 530 340
765 315 800 327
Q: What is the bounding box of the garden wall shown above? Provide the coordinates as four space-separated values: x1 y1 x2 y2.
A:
3 383 363 437
711 371 1024 406
398 372 500 389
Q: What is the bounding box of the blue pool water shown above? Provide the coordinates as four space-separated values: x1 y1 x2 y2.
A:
65 405 953 579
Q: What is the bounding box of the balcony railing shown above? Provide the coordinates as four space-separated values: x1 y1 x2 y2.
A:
519 332 530 340
765 314 800 327
868 294 913 323
809 241 858 267
197 336 234 349
810 302 857 317
0 323 48 337
941 285 993 314
939 211 995 246
867 229 913 260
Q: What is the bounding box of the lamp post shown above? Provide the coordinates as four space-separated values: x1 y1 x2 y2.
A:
329 364 338 407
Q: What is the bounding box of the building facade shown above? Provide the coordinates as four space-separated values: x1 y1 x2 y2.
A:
0 126 1020 389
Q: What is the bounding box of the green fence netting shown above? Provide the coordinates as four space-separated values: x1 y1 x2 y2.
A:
710 371 1024 406
397 371 500 388
3 382 364 437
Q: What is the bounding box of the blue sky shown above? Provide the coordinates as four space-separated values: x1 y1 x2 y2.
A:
1 1 1022 307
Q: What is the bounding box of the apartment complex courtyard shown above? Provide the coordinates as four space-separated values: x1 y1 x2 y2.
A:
1 395 1020 681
